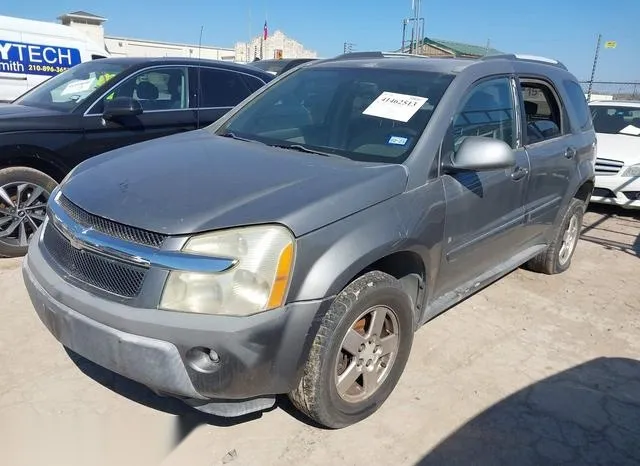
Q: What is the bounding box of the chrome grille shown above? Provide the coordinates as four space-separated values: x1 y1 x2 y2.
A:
595 158 624 175
43 223 147 298
59 195 166 248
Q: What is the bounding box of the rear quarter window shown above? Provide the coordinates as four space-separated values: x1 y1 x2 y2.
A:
563 80 593 131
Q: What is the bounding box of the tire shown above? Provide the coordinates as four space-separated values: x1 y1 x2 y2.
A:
526 198 585 275
0 167 57 258
289 271 415 429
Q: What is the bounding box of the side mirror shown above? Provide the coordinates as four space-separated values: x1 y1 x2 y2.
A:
443 136 516 172
103 97 143 120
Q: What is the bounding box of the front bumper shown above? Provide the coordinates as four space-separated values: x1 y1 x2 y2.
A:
23 237 329 414
591 174 640 209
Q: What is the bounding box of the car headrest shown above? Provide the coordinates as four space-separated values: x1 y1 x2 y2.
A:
136 81 159 100
524 101 538 115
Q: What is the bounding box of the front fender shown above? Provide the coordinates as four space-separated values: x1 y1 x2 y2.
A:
288 197 408 303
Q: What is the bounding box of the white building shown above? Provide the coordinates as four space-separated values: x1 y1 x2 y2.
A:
235 30 317 63
59 11 234 61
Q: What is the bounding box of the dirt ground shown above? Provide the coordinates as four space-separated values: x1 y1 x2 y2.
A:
0 205 638 466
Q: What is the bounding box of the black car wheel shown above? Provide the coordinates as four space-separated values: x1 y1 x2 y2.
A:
0 167 57 258
290 271 415 428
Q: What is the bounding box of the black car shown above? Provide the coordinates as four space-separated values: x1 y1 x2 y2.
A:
250 58 317 76
0 57 272 257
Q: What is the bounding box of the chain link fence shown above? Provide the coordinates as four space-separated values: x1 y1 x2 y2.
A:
580 81 640 102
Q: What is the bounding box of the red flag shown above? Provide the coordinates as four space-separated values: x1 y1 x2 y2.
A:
263 20 268 40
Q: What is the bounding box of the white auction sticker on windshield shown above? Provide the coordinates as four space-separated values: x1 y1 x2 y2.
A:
363 92 428 122
61 77 96 96
619 124 640 136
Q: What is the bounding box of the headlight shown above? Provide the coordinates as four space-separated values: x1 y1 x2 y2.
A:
621 164 640 177
160 225 295 316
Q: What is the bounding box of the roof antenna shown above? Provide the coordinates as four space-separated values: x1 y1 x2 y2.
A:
196 25 204 128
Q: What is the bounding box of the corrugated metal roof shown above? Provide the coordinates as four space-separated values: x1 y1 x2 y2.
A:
424 38 503 57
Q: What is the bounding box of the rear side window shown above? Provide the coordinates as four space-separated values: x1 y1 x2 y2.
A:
520 80 565 144
240 74 266 93
563 80 593 131
192 68 252 108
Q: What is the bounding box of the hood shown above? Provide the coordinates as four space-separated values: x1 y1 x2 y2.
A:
0 103 61 119
596 132 640 165
0 103 67 133
62 130 408 237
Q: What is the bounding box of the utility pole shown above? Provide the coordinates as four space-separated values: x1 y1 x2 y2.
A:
587 34 602 102
343 42 355 54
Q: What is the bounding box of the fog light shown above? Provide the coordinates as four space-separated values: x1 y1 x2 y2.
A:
186 346 221 373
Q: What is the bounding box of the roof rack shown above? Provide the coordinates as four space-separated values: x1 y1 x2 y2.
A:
481 54 568 70
330 51 433 61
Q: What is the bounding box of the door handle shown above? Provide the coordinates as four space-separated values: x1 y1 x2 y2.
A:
511 166 529 181
565 147 577 159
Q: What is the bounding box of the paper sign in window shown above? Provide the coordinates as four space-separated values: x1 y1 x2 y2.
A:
363 91 428 123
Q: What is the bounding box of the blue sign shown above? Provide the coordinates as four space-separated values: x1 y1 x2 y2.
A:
0 40 82 76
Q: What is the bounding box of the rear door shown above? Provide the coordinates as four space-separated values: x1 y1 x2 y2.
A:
190 67 265 127
435 76 530 296
81 65 196 156
517 77 576 242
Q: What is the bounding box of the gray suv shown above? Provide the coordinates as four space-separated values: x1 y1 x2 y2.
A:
23 52 596 428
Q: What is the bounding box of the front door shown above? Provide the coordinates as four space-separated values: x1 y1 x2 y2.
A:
435 76 530 297
81 66 197 157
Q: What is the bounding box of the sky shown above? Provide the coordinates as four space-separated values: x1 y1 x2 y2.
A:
4 0 639 82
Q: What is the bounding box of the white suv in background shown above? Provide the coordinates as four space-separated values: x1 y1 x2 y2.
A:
589 100 640 209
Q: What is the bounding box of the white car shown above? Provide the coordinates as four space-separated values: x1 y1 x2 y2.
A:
589 100 640 209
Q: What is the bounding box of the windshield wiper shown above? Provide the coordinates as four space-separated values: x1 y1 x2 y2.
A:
269 143 349 160
218 132 262 144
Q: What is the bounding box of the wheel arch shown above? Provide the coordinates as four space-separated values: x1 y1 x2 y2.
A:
0 145 69 182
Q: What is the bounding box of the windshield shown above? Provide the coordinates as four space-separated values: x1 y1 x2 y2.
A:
250 60 289 75
14 61 129 112
590 104 640 136
215 67 454 163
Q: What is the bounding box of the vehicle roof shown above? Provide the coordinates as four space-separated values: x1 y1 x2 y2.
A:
312 55 478 74
589 100 640 107
92 56 273 77
308 52 574 78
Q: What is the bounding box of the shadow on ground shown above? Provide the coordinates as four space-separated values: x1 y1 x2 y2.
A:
65 349 320 451
418 357 640 466
581 204 639 257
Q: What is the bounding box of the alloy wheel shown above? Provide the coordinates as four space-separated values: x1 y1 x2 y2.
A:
335 305 400 403
558 213 580 266
0 182 50 247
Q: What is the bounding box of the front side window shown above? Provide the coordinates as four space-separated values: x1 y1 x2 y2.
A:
520 80 564 144
453 77 516 150
91 67 189 114
215 67 454 163
14 60 128 112
590 104 640 136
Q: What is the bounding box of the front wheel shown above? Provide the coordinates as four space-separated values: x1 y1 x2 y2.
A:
289 271 415 428
0 167 57 258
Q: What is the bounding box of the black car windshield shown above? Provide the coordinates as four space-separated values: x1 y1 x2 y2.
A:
590 104 640 136
215 66 454 163
250 60 290 75
14 61 129 112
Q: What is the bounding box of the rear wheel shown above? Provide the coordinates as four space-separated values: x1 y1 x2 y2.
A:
289 271 414 428
526 198 585 274
0 167 57 258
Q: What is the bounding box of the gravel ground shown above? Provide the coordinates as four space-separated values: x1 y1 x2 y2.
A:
0 205 638 466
